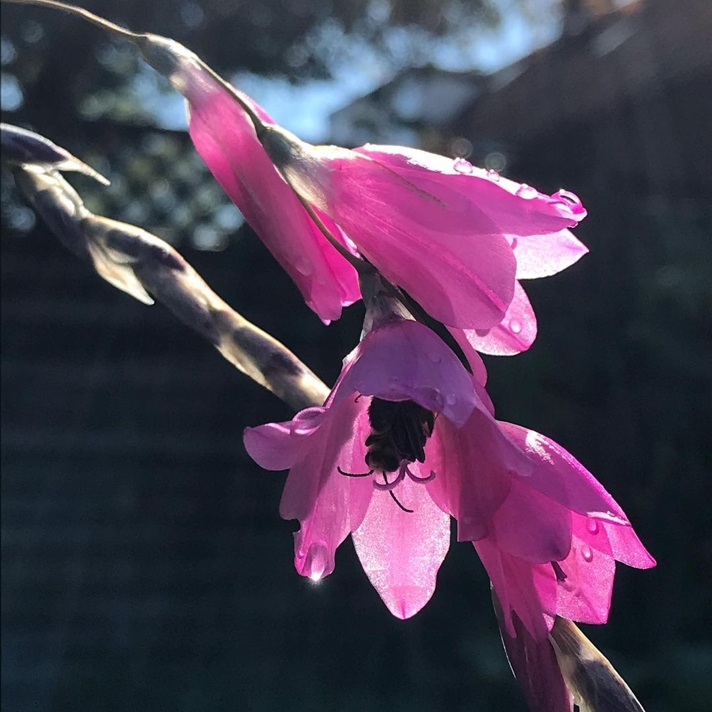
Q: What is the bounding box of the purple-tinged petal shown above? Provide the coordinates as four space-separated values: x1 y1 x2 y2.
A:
243 407 325 471
489 479 573 563
341 320 479 426
499 422 630 523
354 144 587 234
509 229 588 280
352 474 450 619
450 281 537 356
492 590 573 712
426 413 532 541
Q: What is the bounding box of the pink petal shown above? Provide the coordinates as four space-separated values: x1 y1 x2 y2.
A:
243 407 326 471
552 515 616 624
339 320 480 426
426 413 533 541
492 592 573 712
279 397 366 523
145 42 360 323
509 229 588 280
352 474 450 619
354 144 587 234
475 538 556 640
499 422 630 523
283 398 374 580
578 516 656 570
489 479 573 563
450 281 537 356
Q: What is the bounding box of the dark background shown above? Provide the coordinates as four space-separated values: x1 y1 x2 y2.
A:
2 1 711 711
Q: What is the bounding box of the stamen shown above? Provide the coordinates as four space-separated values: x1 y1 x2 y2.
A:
337 466 374 478
372 465 406 491
405 465 436 483
551 561 568 583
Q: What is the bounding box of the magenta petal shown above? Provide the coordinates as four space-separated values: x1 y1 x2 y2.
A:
279 397 366 523
492 592 573 712
426 413 532 542
243 407 326 471
510 229 588 280
341 320 479 426
451 281 537 356
352 475 450 619
354 145 587 234
499 422 630 522
490 479 572 563
475 538 555 640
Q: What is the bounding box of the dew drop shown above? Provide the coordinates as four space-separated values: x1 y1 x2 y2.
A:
427 351 442 363
486 168 500 181
515 183 537 199
587 520 599 535
304 542 329 582
509 319 522 334
581 545 594 563
453 157 473 174
445 393 457 405
550 189 582 207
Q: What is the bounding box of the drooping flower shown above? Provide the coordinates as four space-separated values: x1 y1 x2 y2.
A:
260 127 589 356
244 318 654 624
139 36 587 348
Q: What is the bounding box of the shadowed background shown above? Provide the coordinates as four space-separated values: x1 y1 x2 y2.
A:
1 1 711 710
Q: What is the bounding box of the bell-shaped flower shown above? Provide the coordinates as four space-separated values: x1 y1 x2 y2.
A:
139 35 586 347
244 319 654 623
261 128 589 355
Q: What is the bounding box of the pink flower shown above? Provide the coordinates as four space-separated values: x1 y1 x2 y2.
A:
141 37 587 347
262 130 589 354
244 319 654 622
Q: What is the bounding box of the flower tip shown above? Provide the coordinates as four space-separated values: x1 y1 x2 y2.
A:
298 542 332 582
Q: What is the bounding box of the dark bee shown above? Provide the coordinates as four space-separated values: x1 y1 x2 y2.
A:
364 398 435 472
338 397 436 512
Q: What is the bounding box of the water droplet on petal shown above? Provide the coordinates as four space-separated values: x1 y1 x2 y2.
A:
445 393 457 405
509 319 522 334
295 256 313 276
515 184 537 199
304 542 329 582
453 157 473 174
587 520 599 535
581 545 593 562
427 351 442 363
486 168 500 181
550 189 582 207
